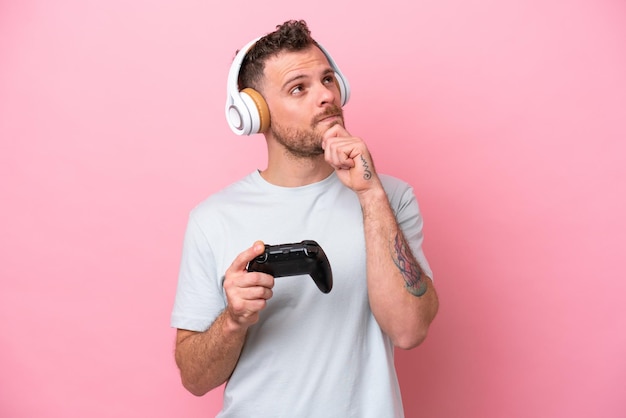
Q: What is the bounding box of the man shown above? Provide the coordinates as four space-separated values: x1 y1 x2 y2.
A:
171 19 439 417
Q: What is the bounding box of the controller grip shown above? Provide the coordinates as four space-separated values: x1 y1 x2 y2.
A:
246 240 333 293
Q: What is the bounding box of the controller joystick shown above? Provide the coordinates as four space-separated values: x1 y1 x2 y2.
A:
246 240 333 293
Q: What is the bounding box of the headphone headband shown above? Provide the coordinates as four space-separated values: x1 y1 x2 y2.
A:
225 37 350 136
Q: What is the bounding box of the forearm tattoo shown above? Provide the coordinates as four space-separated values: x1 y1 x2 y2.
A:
360 155 372 180
392 233 427 297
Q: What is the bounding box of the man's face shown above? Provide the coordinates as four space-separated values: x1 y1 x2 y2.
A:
260 45 344 158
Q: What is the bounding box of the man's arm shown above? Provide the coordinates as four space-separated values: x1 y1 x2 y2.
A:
174 241 274 396
175 314 247 396
359 186 439 349
323 127 439 349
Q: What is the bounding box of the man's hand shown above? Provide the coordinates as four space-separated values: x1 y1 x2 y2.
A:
322 124 381 194
223 241 275 330
175 241 274 396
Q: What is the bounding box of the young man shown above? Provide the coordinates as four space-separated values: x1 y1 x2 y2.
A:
171 19 438 417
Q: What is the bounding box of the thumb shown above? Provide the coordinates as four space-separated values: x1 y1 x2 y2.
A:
232 240 266 271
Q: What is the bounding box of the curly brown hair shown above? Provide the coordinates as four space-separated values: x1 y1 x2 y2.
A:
237 20 318 91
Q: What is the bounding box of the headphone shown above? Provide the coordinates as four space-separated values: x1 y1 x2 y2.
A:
225 37 351 136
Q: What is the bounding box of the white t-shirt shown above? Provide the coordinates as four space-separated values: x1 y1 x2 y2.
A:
171 170 432 418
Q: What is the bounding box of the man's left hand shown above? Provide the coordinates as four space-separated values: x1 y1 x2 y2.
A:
322 125 380 194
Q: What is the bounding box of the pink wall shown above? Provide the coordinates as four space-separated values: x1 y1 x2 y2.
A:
1 1 625 417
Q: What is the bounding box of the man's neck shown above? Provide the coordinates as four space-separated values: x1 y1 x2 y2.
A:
259 154 335 187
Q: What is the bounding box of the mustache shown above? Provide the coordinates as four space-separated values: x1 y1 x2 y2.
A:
314 105 344 124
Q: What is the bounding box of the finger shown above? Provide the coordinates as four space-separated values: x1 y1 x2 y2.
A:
322 124 350 149
229 240 266 272
242 270 275 290
324 138 358 170
239 284 274 301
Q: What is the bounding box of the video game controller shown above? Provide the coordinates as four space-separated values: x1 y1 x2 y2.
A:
246 240 333 293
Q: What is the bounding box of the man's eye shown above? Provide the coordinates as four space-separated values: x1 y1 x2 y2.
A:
323 76 335 85
291 85 303 94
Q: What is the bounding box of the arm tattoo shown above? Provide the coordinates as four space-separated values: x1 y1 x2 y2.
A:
392 233 427 297
359 155 372 180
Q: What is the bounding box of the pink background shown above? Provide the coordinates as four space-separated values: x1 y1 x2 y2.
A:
1 1 625 417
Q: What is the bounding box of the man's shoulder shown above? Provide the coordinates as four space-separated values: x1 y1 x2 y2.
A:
190 171 260 216
379 173 413 194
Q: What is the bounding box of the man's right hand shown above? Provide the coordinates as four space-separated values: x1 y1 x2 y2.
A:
223 241 275 330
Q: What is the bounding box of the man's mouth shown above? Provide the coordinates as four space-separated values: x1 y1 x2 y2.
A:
315 109 344 125
318 114 342 123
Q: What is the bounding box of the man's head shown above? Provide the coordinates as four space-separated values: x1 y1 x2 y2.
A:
238 20 315 94
225 20 349 137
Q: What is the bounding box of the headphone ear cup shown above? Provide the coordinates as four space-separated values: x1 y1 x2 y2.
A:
334 72 350 107
227 36 349 135
241 88 270 133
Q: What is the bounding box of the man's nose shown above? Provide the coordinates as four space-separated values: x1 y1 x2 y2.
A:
316 81 337 106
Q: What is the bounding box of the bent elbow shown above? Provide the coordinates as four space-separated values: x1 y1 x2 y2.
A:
393 328 429 350
395 290 439 350
181 377 212 397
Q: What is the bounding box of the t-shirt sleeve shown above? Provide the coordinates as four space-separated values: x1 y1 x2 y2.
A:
384 176 434 280
170 212 226 332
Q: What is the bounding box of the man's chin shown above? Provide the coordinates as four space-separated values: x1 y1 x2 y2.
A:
315 120 343 140
322 118 343 128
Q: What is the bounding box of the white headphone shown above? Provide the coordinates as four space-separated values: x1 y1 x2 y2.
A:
225 37 351 136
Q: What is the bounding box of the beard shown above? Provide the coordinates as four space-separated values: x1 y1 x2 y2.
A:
270 105 344 159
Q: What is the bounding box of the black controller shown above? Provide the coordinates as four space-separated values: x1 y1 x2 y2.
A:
246 240 333 293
